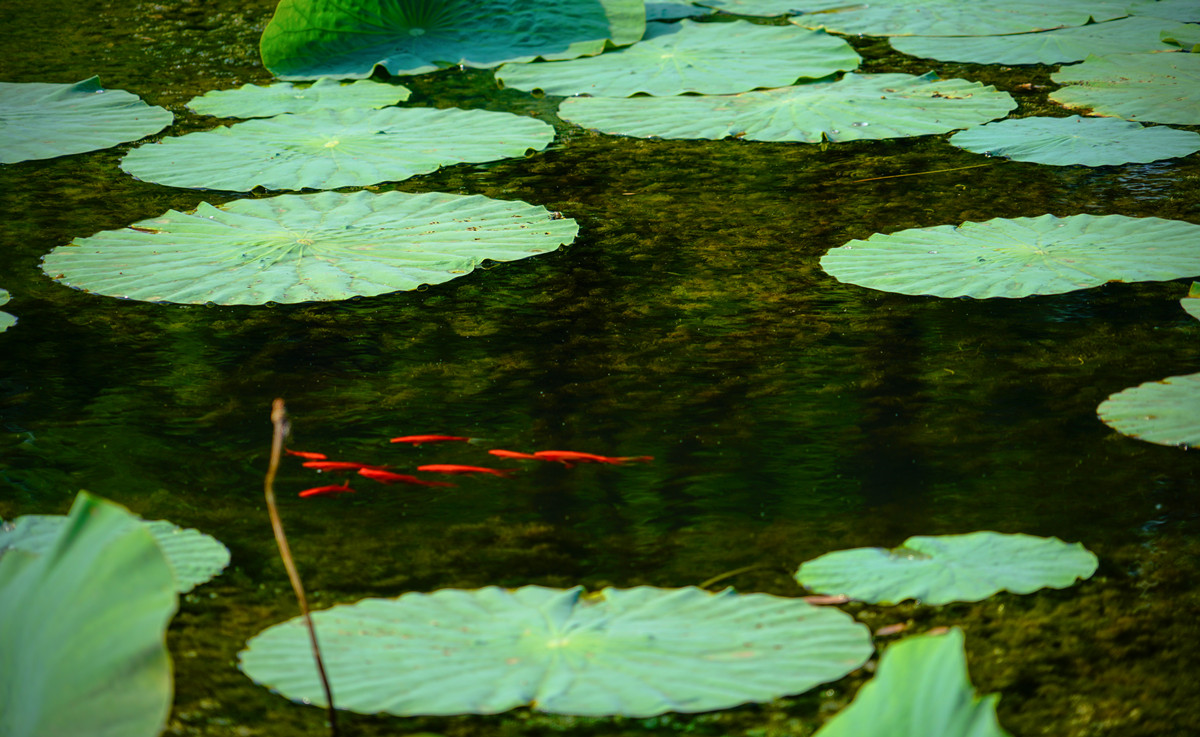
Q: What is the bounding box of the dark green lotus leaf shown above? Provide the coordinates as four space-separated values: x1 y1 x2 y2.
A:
1051 52 1200 125
497 20 858 97
1129 0 1200 22
820 214 1200 299
260 0 646 80
188 79 411 118
646 1 715 21
1183 282 1200 322
42 191 579 305
813 629 1011 737
119 107 555 191
795 532 1098 606
0 513 230 593
0 288 14 333
559 72 1015 142
0 492 176 737
890 16 1186 65
949 116 1200 166
789 0 1129 37
0 77 172 164
239 585 873 717
1098 373 1200 448
1161 24 1200 51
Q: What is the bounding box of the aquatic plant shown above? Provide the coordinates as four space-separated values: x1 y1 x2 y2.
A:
0 288 14 333
788 0 1129 36
948 116 1200 167
187 78 411 118
1050 52 1200 125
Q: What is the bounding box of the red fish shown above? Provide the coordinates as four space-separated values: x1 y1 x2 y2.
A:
302 461 389 472
299 482 355 498
285 449 327 460
487 449 540 460
532 450 653 465
417 464 515 477
390 434 477 446
357 467 456 488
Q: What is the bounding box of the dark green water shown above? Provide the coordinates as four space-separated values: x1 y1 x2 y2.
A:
2 2 1199 736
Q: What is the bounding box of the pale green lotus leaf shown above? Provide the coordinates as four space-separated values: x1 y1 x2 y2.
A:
820 214 1200 299
795 532 1098 606
1161 24 1200 51
0 77 172 164
239 585 873 717
0 288 13 333
692 0 815 17
646 1 715 20
1183 282 1200 321
559 72 1015 142
497 20 858 97
119 107 555 191
41 191 579 305
1051 52 1200 125
187 79 411 118
260 0 646 80
890 16 1186 65
0 492 177 737
0 513 230 593
1098 373 1200 448
1129 0 1200 22
788 0 1129 37
813 629 1011 737
949 116 1200 166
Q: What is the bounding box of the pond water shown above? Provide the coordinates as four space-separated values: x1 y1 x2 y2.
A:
2 2 1199 736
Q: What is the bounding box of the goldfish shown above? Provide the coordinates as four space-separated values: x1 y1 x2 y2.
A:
417 464 514 477
532 450 654 466
299 482 354 498
285 449 327 460
357 467 456 488
302 461 389 472
487 449 540 460
389 434 478 446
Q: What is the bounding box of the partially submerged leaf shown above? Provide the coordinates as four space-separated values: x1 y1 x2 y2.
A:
795 532 1098 605
42 190 579 305
0 288 14 333
1098 373 1200 448
1051 52 1200 125
0 77 172 164
820 214 1200 298
789 0 1129 37
948 116 1200 166
239 585 873 716
187 79 411 118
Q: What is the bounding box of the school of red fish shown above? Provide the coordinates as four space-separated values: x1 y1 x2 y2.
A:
287 436 653 498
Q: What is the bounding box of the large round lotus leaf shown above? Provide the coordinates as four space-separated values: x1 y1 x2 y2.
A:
1098 373 1200 448
0 492 176 737
119 107 555 191
0 513 230 593
948 116 1200 167
1129 0 1200 22
260 0 646 80
42 191 579 305
1051 52 1200 126
0 77 173 164
497 20 859 97
559 72 1015 142
0 288 13 333
890 16 1187 65
187 79 411 118
820 214 1200 299
795 532 1099 606
813 629 1010 737
788 0 1129 37
239 585 873 717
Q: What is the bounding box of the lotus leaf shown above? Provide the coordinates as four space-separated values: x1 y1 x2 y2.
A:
0 77 172 164
239 585 873 717
0 288 14 333
890 16 1186 65
260 0 646 79
41 191 579 305
813 629 1011 737
691 0 815 16
1129 0 1200 22
497 20 859 97
559 72 1015 142
0 513 230 593
120 106 554 192
1161 24 1200 51
0 492 176 737
1098 373 1200 448
647 1 715 21
187 79 411 118
820 214 1200 299
795 532 1098 605
1183 282 1200 322
1051 52 1200 126
788 0 1129 37
948 116 1200 167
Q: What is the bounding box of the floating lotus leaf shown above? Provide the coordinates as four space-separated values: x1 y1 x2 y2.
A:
646 1 715 21
813 629 1011 737
949 116 1200 166
1161 24 1200 51
42 191 579 305
0 288 13 333
890 16 1186 65
497 20 858 97
1183 282 1200 321
1098 373 1200 448
0 77 172 164
559 72 1015 142
120 107 555 191
260 0 646 79
1128 0 1200 22
795 532 1098 606
239 585 873 717
691 0 813 16
820 214 1200 299
0 513 230 593
0 492 176 737
789 0 1129 37
1051 52 1200 125
187 79 411 118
